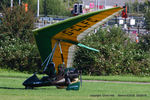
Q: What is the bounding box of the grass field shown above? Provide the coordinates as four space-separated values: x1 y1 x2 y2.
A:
0 69 150 100
1 68 150 82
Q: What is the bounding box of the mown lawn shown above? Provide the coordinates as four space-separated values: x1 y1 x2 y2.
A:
0 69 150 100
82 75 150 82
1 68 150 82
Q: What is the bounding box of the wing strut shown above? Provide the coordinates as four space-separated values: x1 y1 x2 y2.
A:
41 40 66 72
42 41 58 72
59 41 65 65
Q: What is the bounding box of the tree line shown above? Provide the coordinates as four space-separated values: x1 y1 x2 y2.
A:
0 0 80 16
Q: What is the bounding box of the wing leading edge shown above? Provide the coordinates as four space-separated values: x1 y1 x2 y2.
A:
33 7 123 69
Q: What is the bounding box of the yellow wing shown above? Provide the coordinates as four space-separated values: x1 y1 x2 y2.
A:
33 7 123 70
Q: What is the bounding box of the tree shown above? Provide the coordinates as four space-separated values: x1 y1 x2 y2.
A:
0 5 34 41
27 0 43 14
44 0 70 16
0 0 28 11
144 0 150 12
26 0 71 16
145 8 150 30
0 5 41 72
0 0 10 11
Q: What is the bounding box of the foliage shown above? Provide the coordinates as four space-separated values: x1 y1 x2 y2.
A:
0 37 41 72
126 0 150 14
0 0 10 10
144 8 150 30
44 0 71 16
0 5 34 41
73 27 150 76
63 0 82 7
0 0 27 11
26 0 71 16
27 0 44 15
138 34 150 52
0 5 42 73
0 0 72 16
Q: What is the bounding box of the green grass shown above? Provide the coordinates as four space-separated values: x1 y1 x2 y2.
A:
0 68 150 100
0 76 150 100
82 75 150 82
1 68 150 82
0 68 33 78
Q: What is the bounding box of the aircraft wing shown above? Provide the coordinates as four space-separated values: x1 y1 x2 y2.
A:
33 7 123 70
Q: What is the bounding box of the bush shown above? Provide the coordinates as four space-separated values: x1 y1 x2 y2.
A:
73 27 150 76
0 5 42 73
0 37 41 72
0 5 34 41
138 34 150 52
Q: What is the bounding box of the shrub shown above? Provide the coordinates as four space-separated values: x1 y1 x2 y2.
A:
73 27 150 76
0 37 41 72
0 5 34 41
0 5 42 73
138 34 150 52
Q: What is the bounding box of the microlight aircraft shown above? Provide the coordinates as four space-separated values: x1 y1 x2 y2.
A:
23 7 123 90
